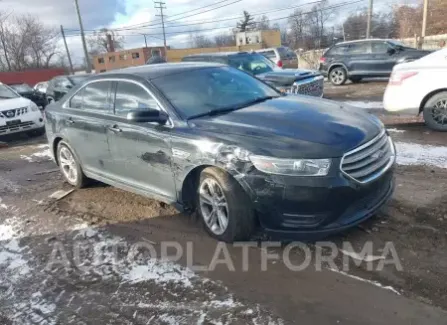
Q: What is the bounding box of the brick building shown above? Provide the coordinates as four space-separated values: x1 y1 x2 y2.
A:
93 46 168 73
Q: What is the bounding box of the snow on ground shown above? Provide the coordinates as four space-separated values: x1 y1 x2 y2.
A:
395 142 447 169
343 101 384 110
387 128 405 133
20 144 52 162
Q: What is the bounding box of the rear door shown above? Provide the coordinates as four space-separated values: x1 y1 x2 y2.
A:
106 80 176 201
371 41 398 75
346 42 372 76
60 80 113 174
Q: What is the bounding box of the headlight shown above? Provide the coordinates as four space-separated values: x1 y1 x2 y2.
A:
250 155 331 176
30 102 39 112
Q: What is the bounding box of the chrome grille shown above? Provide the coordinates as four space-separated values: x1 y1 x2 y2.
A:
290 77 324 97
0 121 34 134
341 130 395 183
0 107 28 119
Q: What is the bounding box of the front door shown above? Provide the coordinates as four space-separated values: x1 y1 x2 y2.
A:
60 80 113 174
106 80 177 202
371 41 398 75
346 42 373 76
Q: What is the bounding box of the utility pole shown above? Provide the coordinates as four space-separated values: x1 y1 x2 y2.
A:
154 1 167 57
342 23 346 42
366 0 373 39
420 0 429 49
74 0 91 73
60 25 74 74
143 34 148 47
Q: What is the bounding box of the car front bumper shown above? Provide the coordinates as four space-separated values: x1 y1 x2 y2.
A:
0 112 45 136
240 164 394 240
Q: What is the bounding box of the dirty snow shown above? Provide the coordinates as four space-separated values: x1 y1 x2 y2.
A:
328 268 401 295
20 144 52 162
387 128 406 133
395 142 447 169
343 101 384 110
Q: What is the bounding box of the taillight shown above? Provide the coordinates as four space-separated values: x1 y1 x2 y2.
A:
277 60 283 68
389 71 418 86
320 57 326 63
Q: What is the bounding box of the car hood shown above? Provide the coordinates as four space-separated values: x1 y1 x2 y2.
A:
0 97 31 110
188 96 382 159
257 69 320 86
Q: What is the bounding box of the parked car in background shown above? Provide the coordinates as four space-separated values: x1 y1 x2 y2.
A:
34 81 49 94
8 83 47 108
0 82 45 137
45 63 395 242
46 75 90 103
146 55 167 64
183 52 324 97
384 48 447 131
257 47 298 69
319 39 431 86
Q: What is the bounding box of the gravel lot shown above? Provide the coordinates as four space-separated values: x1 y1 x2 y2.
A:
1 81 446 324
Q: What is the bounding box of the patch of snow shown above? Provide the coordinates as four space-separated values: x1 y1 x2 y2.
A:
20 145 52 162
0 225 15 241
395 142 447 169
343 101 384 110
207 296 241 308
70 222 89 232
328 267 401 295
387 128 405 133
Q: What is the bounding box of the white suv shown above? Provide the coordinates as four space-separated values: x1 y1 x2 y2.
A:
0 83 45 136
257 47 298 69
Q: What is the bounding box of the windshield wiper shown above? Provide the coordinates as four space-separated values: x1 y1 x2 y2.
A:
232 96 277 110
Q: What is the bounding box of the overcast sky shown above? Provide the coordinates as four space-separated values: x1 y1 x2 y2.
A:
4 0 413 65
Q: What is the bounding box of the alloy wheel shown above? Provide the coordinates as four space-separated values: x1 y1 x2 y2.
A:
59 147 78 184
199 178 229 235
431 99 447 125
330 69 345 85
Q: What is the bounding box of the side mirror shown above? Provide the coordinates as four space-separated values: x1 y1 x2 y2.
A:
387 47 396 55
127 109 169 124
65 84 73 89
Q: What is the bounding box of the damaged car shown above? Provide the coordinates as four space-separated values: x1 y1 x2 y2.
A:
44 63 395 242
182 51 324 97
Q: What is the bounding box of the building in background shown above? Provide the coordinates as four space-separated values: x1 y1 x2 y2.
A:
235 30 281 48
93 46 168 73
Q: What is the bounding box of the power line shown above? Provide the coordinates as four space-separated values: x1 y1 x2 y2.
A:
154 1 167 54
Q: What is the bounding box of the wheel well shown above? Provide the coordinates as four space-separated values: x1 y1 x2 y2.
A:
180 165 212 210
52 137 63 165
328 64 346 75
419 89 447 113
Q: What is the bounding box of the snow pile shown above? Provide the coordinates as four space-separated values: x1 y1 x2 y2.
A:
20 144 52 162
395 142 447 169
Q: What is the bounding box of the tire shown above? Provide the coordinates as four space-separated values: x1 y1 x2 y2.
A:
423 91 447 131
329 67 347 86
56 141 88 188
196 167 255 242
349 77 362 84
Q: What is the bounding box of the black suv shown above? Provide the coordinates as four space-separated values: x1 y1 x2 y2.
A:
320 39 430 86
46 75 90 103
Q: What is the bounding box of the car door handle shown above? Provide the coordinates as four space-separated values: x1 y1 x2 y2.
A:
108 125 122 133
67 118 75 125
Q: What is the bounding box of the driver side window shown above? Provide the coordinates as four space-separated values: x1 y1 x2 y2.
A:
114 81 158 116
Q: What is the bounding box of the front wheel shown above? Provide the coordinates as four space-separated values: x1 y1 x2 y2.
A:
329 67 347 86
196 167 255 242
57 141 88 188
423 91 447 131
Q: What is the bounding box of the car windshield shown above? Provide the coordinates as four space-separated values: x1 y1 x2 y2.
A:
10 84 32 92
68 75 89 85
151 66 280 119
0 84 19 99
228 53 276 76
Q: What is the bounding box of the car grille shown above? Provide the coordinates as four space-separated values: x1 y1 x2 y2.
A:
0 107 28 119
290 77 324 97
340 130 395 183
0 121 35 134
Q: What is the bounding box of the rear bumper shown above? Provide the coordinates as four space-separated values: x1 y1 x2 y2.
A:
383 85 421 115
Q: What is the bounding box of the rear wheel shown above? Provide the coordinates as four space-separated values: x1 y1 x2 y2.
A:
196 167 255 242
329 67 347 86
57 141 88 188
423 91 447 131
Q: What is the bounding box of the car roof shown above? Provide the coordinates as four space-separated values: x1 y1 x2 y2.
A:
185 51 256 58
99 62 225 80
335 39 392 46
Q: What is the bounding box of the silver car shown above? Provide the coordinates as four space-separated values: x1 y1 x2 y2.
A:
257 47 299 69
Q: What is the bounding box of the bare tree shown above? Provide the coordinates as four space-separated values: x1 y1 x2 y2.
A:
190 33 214 48
256 15 270 30
236 11 256 32
305 0 335 48
87 28 124 56
287 9 308 49
214 33 235 47
0 13 59 71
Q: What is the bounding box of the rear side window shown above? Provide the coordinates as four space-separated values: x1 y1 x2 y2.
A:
348 42 371 55
69 88 84 109
69 81 112 111
114 81 158 116
371 42 389 54
326 45 350 56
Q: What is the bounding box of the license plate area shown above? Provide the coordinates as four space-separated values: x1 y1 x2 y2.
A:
6 119 21 126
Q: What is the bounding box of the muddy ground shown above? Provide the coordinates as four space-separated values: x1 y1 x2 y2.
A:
1 81 447 324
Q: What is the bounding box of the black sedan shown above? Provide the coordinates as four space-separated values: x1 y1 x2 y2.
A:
44 63 395 242
9 83 47 108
